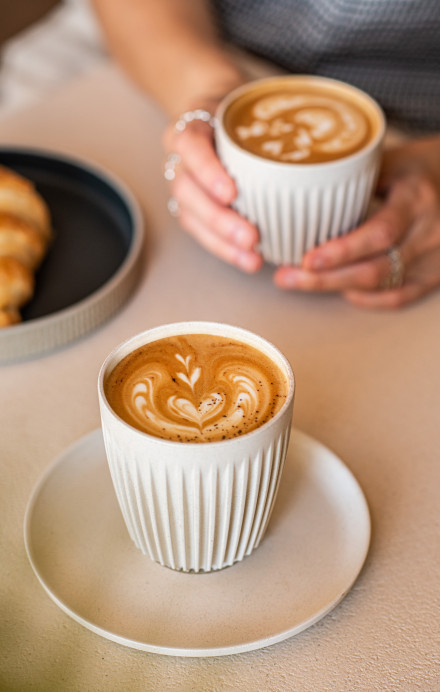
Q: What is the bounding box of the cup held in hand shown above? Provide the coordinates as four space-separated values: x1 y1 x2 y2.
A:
215 75 386 265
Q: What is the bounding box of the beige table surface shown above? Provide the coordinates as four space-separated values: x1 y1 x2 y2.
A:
0 61 439 692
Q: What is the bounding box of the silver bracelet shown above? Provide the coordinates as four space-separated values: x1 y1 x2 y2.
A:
174 109 217 133
164 152 181 182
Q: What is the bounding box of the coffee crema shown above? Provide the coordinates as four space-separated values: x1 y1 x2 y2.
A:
224 81 375 164
104 334 288 443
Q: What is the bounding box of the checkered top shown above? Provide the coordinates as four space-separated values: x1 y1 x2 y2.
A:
211 0 440 133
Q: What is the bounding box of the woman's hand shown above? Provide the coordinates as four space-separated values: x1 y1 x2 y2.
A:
93 0 262 273
274 135 440 308
163 104 263 273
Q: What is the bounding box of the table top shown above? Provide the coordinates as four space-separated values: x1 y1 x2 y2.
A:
1 61 439 691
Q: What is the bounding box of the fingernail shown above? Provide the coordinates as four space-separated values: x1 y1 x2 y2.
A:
307 254 326 270
234 225 253 249
237 251 261 273
213 178 233 202
278 269 299 287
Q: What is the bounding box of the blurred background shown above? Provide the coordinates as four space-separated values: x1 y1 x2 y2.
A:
0 0 103 116
0 0 60 46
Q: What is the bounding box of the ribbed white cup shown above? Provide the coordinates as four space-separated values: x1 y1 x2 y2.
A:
215 75 386 265
98 322 295 572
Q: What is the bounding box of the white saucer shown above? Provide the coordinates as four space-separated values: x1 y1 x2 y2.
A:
24 429 370 657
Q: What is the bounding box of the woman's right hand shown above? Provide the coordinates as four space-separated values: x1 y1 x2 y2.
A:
162 105 263 273
93 0 262 270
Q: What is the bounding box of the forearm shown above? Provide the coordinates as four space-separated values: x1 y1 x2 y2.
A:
92 0 246 117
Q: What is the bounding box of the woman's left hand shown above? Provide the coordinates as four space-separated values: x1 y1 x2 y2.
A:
274 135 440 308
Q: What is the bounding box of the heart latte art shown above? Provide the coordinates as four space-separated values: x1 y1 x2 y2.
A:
224 83 373 164
104 334 288 442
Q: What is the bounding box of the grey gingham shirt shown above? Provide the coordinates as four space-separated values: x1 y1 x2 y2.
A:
211 0 440 134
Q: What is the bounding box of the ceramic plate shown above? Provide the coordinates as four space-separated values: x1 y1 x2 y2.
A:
0 147 143 363
24 428 370 657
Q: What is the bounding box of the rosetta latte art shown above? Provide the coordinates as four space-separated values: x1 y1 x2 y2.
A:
131 355 266 441
230 89 370 164
104 334 288 443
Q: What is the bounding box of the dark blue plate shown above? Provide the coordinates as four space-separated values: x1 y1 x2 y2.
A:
0 148 143 362
0 148 137 320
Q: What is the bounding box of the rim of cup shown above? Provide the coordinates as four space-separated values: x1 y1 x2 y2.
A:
98 321 295 448
215 73 386 169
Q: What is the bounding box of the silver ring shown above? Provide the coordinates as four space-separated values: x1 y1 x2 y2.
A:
175 109 217 133
164 152 181 182
167 197 180 218
383 246 404 289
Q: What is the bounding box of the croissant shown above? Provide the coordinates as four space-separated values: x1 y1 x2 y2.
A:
0 306 21 327
0 166 51 242
0 257 34 309
0 166 52 327
0 213 47 270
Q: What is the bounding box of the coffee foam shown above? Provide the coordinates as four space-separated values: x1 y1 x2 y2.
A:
225 83 375 164
104 334 288 443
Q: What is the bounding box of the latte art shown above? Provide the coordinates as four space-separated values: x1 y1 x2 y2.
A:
104 334 288 442
225 86 372 164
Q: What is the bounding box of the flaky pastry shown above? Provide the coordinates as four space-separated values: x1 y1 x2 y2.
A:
0 212 47 270
0 165 52 242
0 306 21 327
0 165 52 327
0 256 34 310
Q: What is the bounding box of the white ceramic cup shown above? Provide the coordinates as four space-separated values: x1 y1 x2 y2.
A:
98 321 295 572
215 75 386 265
